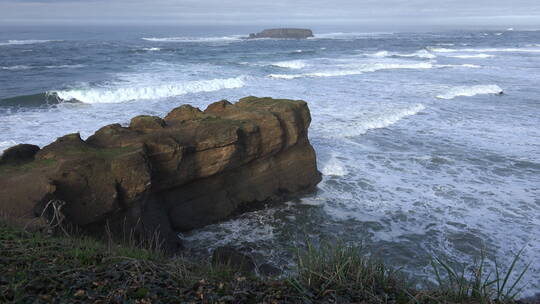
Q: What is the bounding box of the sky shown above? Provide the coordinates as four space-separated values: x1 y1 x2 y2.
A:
1 0 540 30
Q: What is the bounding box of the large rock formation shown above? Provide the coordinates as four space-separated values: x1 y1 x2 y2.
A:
248 28 314 39
0 97 321 251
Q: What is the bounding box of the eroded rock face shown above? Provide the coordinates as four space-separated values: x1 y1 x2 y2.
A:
248 28 314 39
0 97 321 251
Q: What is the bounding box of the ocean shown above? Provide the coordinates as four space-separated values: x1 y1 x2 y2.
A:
1 25 539 295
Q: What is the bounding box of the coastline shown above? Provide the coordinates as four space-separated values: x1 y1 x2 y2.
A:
1 29 540 299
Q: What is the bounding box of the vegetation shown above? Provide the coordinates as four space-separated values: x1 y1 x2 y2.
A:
0 220 531 304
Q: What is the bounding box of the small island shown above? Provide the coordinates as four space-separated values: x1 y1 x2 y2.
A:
248 28 314 39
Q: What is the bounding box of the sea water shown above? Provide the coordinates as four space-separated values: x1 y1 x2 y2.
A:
1 25 539 295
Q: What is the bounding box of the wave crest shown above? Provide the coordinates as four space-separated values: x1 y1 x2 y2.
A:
269 62 434 79
141 47 161 51
436 85 503 99
0 39 60 46
429 47 540 53
142 36 242 43
445 54 495 58
52 76 246 104
0 140 17 153
318 104 426 138
366 49 436 59
271 60 308 69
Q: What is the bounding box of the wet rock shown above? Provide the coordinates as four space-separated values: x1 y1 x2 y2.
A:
258 263 282 277
0 144 40 164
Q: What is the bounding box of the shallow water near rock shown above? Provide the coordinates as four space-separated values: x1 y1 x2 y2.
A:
1 25 539 296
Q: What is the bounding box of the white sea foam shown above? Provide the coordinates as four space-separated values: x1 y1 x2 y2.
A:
436 84 504 99
182 208 278 247
141 47 161 51
334 104 426 137
53 76 246 103
322 154 348 176
0 39 59 46
436 63 482 68
429 47 540 53
367 49 436 59
271 60 308 69
0 140 17 153
142 36 242 43
268 74 300 79
44 64 85 69
1 65 32 71
445 54 495 58
269 62 434 79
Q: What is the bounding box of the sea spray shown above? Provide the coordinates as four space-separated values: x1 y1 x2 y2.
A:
53 76 246 103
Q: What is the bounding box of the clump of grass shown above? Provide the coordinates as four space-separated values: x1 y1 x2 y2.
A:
430 248 530 303
104 219 168 261
290 240 411 303
0 216 533 303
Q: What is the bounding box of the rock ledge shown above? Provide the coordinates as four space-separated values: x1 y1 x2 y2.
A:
0 97 321 251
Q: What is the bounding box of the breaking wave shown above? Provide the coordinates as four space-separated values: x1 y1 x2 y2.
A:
429 47 540 53
445 54 495 58
436 84 504 99
1 65 32 71
142 36 243 43
319 104 426 138
271 60 308 69
0 39 60 46
366 50 436 59
52 76 246 104
436 63 481 68
269 62 434 79
0 140 17 153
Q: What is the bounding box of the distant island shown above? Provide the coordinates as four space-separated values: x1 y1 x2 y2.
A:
248 28 314 39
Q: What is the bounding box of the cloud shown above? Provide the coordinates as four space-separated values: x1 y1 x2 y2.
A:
0 0 539 28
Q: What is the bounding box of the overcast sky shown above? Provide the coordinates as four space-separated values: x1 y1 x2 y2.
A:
1 0 539 30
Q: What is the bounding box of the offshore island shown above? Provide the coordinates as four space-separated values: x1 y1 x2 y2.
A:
248 28 314 39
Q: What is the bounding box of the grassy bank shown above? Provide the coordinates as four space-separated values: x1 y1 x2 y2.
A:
0 221 530 303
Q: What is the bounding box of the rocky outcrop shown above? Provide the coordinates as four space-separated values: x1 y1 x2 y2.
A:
0 97 321 251
248 28 314 39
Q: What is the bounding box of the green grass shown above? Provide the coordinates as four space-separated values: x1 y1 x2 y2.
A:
0 220 531 303
430 248 531 303
290 240 411 303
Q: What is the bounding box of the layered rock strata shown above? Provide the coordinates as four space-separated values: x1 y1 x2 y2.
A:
0 97 321 251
